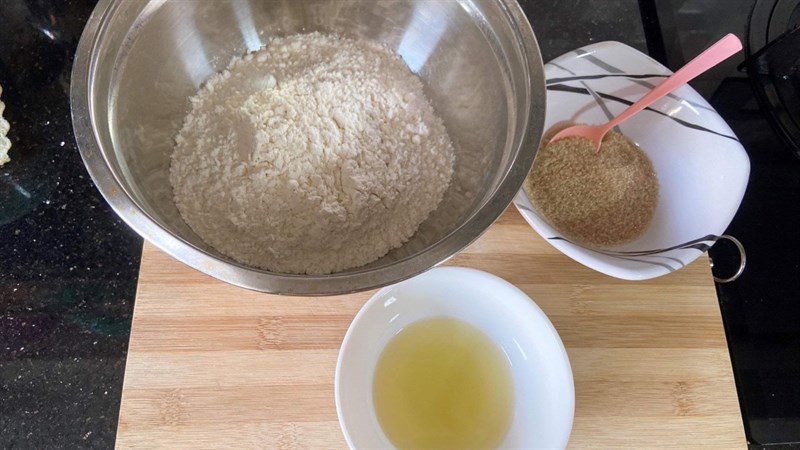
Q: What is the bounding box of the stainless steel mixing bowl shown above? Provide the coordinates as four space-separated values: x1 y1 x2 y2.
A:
71 0 545 295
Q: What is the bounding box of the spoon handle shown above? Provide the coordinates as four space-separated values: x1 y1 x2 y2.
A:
602 33 742 133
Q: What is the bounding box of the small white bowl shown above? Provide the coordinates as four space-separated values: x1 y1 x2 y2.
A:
514 41 750 280
335 267 574 449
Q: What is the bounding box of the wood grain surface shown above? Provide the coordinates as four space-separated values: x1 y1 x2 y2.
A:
117 208 744 449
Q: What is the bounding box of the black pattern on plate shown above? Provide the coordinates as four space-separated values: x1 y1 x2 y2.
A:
546 73 669 84
547 83 739 141
549 62 620 126
516 204 718 272
572 48 716 113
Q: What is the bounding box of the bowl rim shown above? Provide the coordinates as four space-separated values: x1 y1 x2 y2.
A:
70 0 546 295
334 266 575 449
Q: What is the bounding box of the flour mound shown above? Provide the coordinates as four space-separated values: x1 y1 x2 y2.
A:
170 33 455 275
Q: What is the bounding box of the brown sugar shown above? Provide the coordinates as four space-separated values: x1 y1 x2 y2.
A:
523 130 659 247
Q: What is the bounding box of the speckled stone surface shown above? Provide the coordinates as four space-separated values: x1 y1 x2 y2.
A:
0 0 141 448
520 0 647 62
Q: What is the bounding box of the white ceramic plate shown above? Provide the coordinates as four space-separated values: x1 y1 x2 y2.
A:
514 41 750 280
335 267 574 449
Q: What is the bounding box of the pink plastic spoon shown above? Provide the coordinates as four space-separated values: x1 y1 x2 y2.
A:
549 33 742 152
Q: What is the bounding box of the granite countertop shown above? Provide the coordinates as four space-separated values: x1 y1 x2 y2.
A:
0 1 140 447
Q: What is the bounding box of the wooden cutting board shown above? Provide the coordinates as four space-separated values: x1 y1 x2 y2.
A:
116 207 744 448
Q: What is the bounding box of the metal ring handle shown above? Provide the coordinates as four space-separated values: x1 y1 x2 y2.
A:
711 235 746 283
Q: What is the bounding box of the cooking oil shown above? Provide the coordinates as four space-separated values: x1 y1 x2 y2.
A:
373 317 514 449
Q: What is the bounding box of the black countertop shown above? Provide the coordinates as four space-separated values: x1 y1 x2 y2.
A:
1 0 797 448
641 1 800 446
0 1 141 447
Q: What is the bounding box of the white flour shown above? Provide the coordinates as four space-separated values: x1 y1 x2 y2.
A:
170 33 455 275
0 85 10 166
